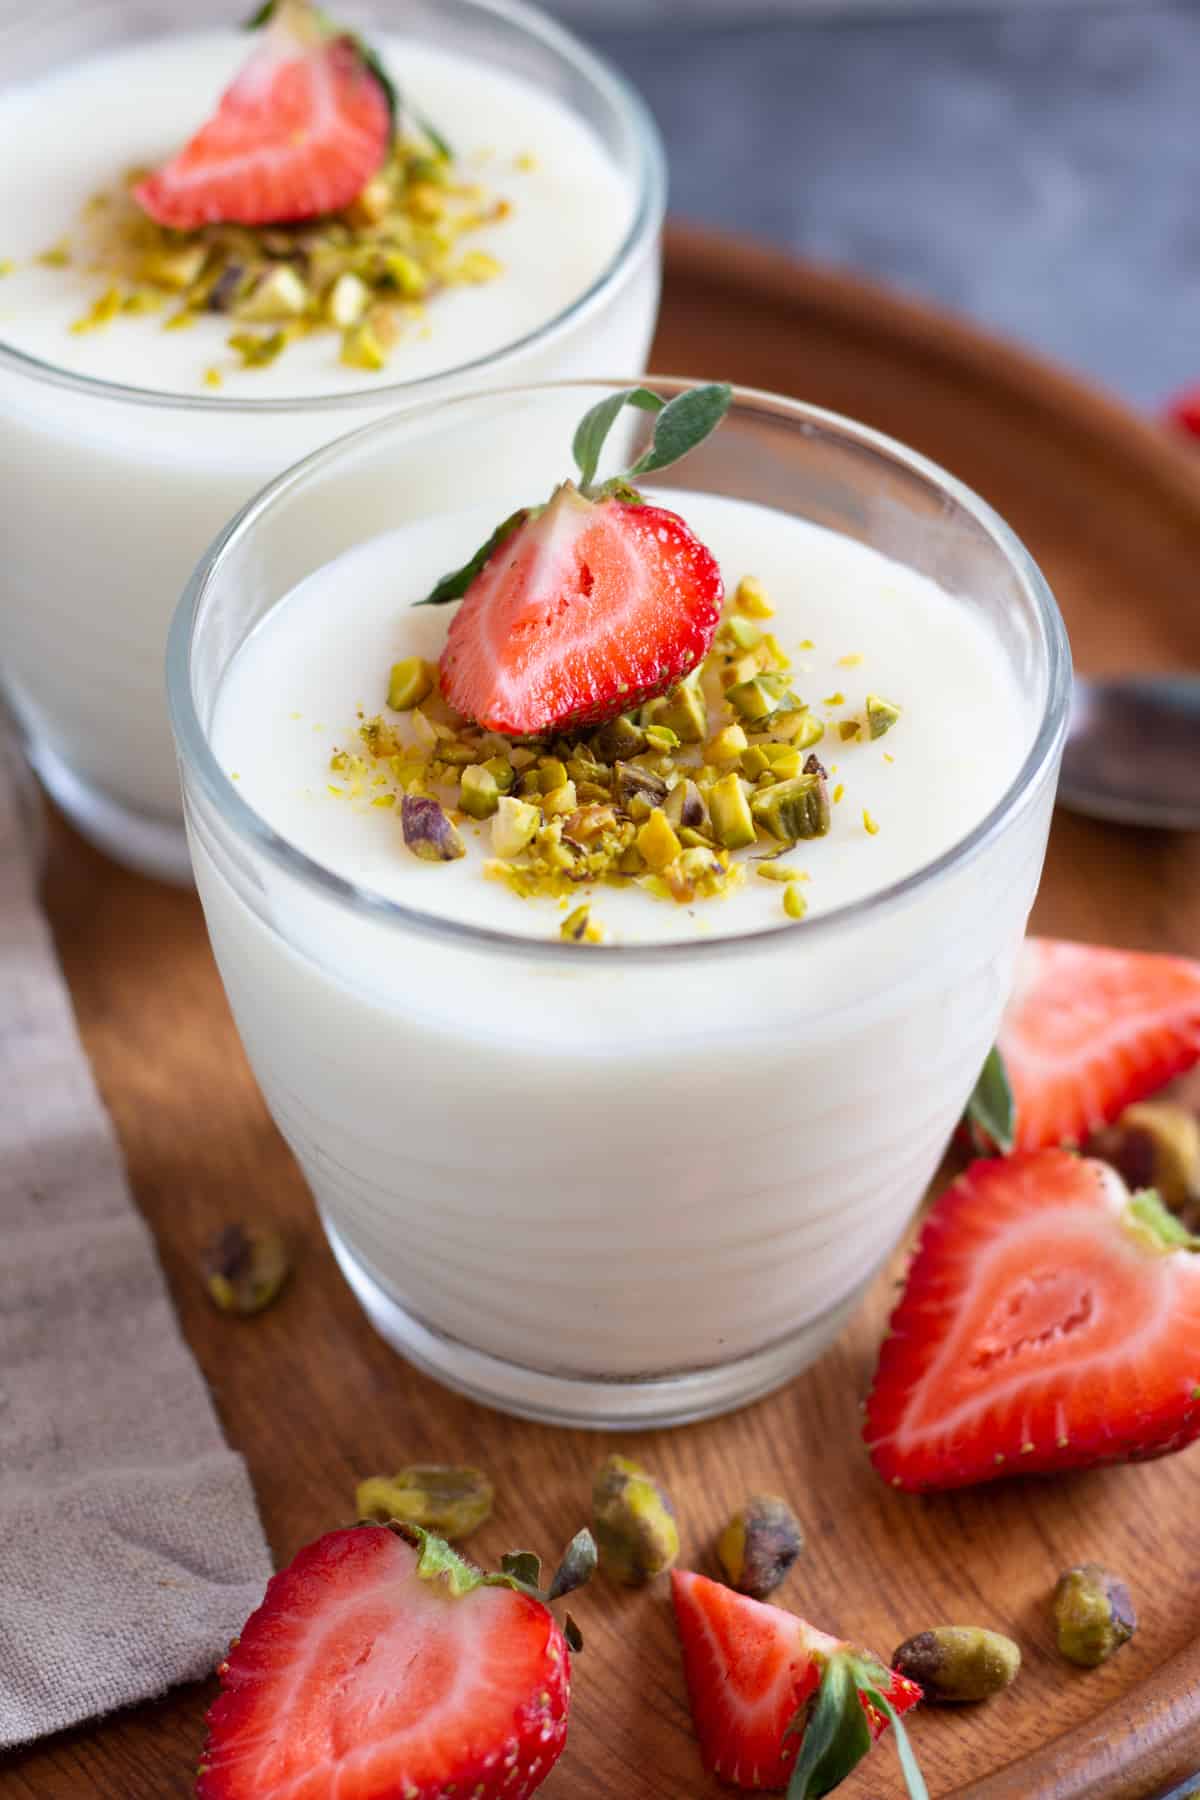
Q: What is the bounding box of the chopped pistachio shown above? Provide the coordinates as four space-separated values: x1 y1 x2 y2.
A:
838 652 864 668
460 763 501 819
402 794 465 862
1053 1565 1137 1668
228 328 286 367
720 615 763 652
838 719 862 742
752 773 832 842
783 883 808 920
381 249 428 297
70 286 123 334
791 713 826 751
0 259 14 278
709 773 757 849
236 264 310 321
823 691 845 707
483 755 516 795
734 575 774 618
202 1222 289 1316
327 270 370 327
644 724 680 752
636 808 683 873
761 744 804 779
561 904 603 944
708 723 750 763
613 760 668 812
138 243 206 288
756 862 802 882
866 694 903 739
340 320 388 371
641 674 707 743
740 745 771 779
592 714 647 761
538 757 569 792
663 779 708 833
357 1465 494 1539
492 796 540 859
727 675 782 723
387 658 436 711
542 779 578 818
863 809 880 835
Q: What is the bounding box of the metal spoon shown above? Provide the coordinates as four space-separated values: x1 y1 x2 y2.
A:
1058 675 1200 831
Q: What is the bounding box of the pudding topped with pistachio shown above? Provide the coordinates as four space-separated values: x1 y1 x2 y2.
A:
0 2 637 395
212 386 1023 944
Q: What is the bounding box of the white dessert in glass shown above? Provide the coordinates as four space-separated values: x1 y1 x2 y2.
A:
0 1 663 881
169 380 1071 1427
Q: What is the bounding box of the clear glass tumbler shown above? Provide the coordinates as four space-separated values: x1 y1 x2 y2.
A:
0 0 664 883
169 380 1071 1429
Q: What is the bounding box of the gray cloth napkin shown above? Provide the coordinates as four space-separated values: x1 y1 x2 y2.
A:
0 732 273 1749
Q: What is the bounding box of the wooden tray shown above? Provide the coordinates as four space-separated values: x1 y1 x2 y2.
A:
11 224 1200 1800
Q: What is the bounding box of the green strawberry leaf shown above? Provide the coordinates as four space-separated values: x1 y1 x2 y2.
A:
1127 1188 1200 1252
786 1656 872 1799
546 1528 598 1601
572 387 664 493
244 0 277 25
500 1550 543 1589
861 1688 929 1800
965 1045 1016 1155
409 107 453 162
623 382 733 481
418 507 533 606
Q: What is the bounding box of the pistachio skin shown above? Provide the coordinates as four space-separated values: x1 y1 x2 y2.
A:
891 1627 1021 1703
592 1454 680 1586
356 1465 494 1540
716 1494 804 1599
1053 1565 1137 1668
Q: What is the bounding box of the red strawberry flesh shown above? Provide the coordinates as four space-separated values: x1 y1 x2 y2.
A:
438 484 724 736
865 1149 1200 1492
1000 938 1200 1152
197 1526 570 1800
670 1568 919 1791
136 12 390 231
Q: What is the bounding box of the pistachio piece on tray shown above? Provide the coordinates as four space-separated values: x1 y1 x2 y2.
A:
1053 1564 1137 1668
592 1454 679 1586
891 1626 1021 1703
202 1222 289 1316
715 1494 804 1600
356 1465 495 1540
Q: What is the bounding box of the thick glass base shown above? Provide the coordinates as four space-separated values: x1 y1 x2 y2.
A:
30 736 192 886
325 1216 877 1429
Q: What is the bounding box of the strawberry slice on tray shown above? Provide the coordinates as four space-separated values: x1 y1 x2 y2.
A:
197 1522 594 1800
864 1149 1200 1493
136 0 393 231
670 1569 925 1797
425 384 731 737
993 938 1200 1153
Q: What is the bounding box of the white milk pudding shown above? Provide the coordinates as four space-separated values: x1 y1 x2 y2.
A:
213 494 1024 944
0 4 662 880
172 383 1069 1426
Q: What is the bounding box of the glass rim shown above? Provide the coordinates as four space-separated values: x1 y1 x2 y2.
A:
0 0 667 414
167 377 1073 965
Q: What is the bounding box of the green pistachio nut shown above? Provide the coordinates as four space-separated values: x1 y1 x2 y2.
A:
1053 1565 1137 1668
726 675 782 723
356 1465 494 1539
641 673 708 744
751 772 832 841
460 763 500 819
592 1454 679 1586
663 778 708 833
402 794 465 862
483 755 516 795
613 760 669 813
716 1494 804 1599
202 1222 289 1316
591 713 647 762
892 1627 1021 1703
492 796 540 859
709 772 757 849
866 694 903 740
387 657 435 712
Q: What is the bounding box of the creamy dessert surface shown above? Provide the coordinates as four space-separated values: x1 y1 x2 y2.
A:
0 30 635 397
212 489 1030 946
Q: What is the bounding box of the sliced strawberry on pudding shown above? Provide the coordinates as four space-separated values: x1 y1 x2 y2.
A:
864 1149 1200 1493
136 0 392 231
1166 384 1200 439
997 938 1200 1152
197 1522 594 1800
425 383 732 737
670 1569 923 1796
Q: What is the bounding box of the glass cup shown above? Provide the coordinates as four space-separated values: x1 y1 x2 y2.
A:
0 0 664 883
169 380 1071 1429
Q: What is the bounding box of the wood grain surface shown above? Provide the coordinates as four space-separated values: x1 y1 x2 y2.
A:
6 224 1200 1800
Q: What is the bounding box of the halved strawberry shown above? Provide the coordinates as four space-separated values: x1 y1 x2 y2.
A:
864 1150 1200 1493
439 483 723 735
423 383 733 738
197 1523 593 1800
1166 384 1200 439
998 938 1200 1152
670 1569 922 1796
136 0 391 231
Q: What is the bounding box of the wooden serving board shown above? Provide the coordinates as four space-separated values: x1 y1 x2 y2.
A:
9 224 1200 1800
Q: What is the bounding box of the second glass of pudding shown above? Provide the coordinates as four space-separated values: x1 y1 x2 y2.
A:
170 380 1070 1428
0 0 663 881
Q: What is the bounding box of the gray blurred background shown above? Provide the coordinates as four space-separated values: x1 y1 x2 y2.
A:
549 0 1199 412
